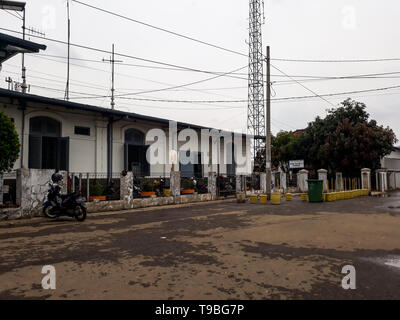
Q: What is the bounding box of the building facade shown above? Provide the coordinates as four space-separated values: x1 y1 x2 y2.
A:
0 88 252 178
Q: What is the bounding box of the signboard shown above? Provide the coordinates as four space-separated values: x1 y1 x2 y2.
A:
289 160 304 169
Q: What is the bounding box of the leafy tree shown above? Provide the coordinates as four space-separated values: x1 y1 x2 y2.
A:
271 131 298 172
298 99 397 175
0 111 20 174
254 99 397 176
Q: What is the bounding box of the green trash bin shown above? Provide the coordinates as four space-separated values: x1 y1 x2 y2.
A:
307 179 323 203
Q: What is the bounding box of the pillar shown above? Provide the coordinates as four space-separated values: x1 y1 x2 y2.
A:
16 168 54 213
361 168 371 191
208 172 217 199
236 175 245 193
120 171 133 202
297 169 309 192
376 169 388 192
170 171 181 197
318 169 328 193
335 172 343 191
0 174 3 205
60 171 68 194
280 171 287 192
260 173 267 193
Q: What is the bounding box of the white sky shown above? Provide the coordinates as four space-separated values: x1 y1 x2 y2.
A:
1 0 400 142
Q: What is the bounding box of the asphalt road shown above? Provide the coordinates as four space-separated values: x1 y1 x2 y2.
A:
0 192 400 300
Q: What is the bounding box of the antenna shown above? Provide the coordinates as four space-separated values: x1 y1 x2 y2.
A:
247 0 266 171
25 27 46 37
64 0 71 100
102 44 122 109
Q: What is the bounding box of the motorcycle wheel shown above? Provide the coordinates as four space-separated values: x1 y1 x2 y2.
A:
43 205 58 219
74 205 87 222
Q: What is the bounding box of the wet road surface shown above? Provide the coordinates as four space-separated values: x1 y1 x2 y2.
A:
0 192 400 299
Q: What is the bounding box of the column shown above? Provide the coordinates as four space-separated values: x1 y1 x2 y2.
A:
120 171 133 202
361 168 371 191
335 172 344 191
280 171 287 192
260 173 267 193
236 175 245 193
297 169 309 192
0 174 3 206
318 169 328 193
207 172 217 199
170 171 181 197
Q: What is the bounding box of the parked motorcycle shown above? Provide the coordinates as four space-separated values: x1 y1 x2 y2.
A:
154 178 165 197
43 182 87 222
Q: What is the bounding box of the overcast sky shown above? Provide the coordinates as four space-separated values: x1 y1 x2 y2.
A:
1 0 399 142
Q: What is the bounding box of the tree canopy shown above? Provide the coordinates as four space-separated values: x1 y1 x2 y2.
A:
269 99 397 176
0 111 20 174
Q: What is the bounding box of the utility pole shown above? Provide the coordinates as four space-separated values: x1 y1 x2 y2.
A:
21 6 27 93
64 0 71 100
265 46 272 196
103 44 122 109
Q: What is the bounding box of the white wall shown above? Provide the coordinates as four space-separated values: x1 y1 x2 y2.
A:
1 97 252 176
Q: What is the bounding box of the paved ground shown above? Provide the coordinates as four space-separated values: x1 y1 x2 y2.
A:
0 192 400 300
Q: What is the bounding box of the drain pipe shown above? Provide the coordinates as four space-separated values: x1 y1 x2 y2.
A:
20 100 26 168
107 117 113 184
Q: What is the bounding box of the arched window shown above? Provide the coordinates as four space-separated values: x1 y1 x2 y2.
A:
125 128 144 145
30 116 61 137
124 128 149 175
29 117 69 170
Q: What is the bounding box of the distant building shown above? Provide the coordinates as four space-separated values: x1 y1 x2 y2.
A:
381 146 400 170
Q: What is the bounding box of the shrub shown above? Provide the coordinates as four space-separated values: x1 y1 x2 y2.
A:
90 182 104 197
182 178 194 190
0 111 20 174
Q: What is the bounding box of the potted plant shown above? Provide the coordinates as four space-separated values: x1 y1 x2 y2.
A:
141 180 156 198
89 182 106 201
182 178 195 195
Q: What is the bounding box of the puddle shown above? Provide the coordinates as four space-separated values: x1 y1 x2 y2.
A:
362 255 400 271
384 258 400 269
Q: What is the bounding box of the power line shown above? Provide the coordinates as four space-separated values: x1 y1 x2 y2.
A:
271 63 337 108
68 66 248 99
272 85 400 101
272 57 400 63
0 27 248 78
32 54 400 82
71 0 247 58
28 55 247 99
4 58 246 100
34 53 249 81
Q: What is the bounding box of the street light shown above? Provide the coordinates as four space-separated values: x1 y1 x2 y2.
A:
0 1 26 11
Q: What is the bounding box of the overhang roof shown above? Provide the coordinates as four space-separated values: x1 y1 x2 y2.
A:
0 88 254 137
0 32 47 64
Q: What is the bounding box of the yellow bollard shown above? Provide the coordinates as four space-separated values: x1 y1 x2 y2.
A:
285 193 293 201
259 195 268 204
301 193 308 202
271 192 281 205
250 194 258 204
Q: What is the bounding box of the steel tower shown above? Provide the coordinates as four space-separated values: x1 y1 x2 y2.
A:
247 0 265 170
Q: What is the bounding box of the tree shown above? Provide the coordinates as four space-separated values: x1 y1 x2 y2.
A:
298 99 397 175
271 131 298 172
0 111 20 174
